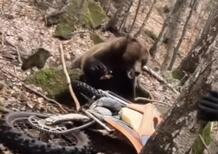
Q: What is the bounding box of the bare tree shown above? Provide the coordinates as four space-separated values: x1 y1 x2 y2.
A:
168 0 197 70
140 7 218 154
103 0 134 35
129 0 143 33
134 0 156 37
185 6 205 53
118 0 133 31
174 5 218 81
149 0 183 58
149 20 168 57
161 0 191 71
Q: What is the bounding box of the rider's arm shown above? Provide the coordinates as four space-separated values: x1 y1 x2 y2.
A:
198 91 218 121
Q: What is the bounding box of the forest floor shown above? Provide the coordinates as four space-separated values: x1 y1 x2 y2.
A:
0 0 200 153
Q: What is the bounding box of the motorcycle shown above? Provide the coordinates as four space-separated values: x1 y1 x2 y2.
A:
0 80 161 154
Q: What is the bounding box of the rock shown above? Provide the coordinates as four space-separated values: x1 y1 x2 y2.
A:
21 48 51 71
25 68 83 98
54 0 108 40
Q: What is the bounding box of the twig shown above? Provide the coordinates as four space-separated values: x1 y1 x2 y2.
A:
23 84 68 113
134 97 172 107
15 46 23 64
199 134 211 154
142 66 179 94
59 43 81 111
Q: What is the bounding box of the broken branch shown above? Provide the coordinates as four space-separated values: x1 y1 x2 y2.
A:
1 68 67 113
23 84 68 113
59 43 81 111
142 65 179 94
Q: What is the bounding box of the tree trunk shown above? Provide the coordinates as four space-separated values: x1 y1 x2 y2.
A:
149 0 186 58
161 0 191 71
185 7 203 53
174 7 218 80
103 0 133 35
129 0 142 33
149 0 175 58
118 0 133 32
140 8 218 154
168 0 197 70
134 0 156 37
149 20 168 57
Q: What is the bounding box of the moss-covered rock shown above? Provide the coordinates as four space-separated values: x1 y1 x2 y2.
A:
83 0 107 28
54 0 108 40
26 68 82 98
54 22 76 40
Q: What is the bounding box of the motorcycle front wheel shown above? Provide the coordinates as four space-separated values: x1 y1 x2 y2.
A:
0 112 92 154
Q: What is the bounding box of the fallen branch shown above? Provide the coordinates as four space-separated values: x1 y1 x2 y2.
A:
142 65 179 94
23 84 68 113
1 69 68 113
59 43 81 111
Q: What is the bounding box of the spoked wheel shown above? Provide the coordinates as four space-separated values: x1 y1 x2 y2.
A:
0 112 93 154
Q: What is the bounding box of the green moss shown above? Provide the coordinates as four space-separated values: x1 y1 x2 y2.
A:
84 0 108 28
26 68 82 98
54 21 76 40
192 123 212 154
53 0 108 40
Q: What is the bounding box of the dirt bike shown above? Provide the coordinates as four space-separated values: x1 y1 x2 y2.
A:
0 80 160 154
